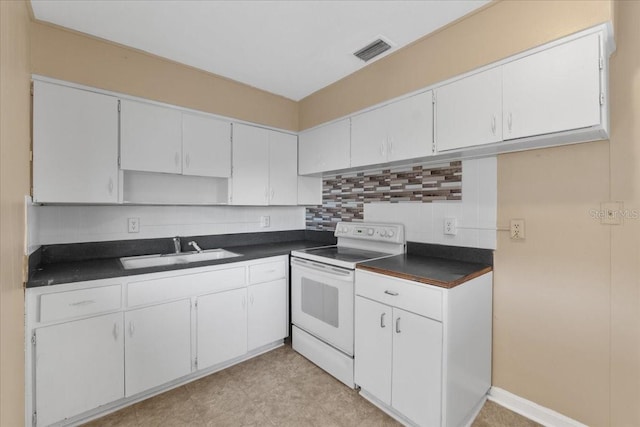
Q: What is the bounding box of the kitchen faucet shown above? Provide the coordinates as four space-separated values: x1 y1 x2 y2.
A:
173 236 181 253
189 241 203 253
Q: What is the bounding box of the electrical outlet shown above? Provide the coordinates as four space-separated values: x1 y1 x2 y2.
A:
260 216 270 228
443 218 457 235
128 217 140 233
510 219 525 240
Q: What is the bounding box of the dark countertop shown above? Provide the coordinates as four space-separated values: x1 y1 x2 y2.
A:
26 234 333 288
27 233 493 289
357 253 492 289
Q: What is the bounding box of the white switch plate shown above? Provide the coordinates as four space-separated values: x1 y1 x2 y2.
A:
444 218 457 235
260 216 270 228
510 219 525 240
127 217 140 233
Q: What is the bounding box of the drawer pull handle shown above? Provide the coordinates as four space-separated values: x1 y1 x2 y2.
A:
113 322 119 340
384 290 399 296
396 317 401 334
129 322 135 337
69 300 96 307
380 313 386 328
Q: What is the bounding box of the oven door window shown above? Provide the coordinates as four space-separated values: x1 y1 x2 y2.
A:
301 277 339 328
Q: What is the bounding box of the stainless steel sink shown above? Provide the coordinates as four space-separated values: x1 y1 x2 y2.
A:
120 249 242 270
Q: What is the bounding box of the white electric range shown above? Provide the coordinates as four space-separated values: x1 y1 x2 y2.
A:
290 221 405 387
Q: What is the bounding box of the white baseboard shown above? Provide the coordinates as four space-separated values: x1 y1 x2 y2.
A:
488 387 588 427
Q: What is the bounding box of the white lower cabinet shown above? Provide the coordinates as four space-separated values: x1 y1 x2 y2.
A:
354 297 393 404
197 288 248 370
26 256 289 426
392 308 443 427
248 278 287 351
355 270 492 427
355 297 442 427
124 299 193 396
34 312 125 427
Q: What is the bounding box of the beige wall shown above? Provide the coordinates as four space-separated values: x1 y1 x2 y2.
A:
495 142 612 426
0 0 31 425
608 1 640 425
4 1 638 426
299 1 640 426
30 22 299 131
298 0 612 130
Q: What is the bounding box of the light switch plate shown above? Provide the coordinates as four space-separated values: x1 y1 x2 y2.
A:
260 216 270 228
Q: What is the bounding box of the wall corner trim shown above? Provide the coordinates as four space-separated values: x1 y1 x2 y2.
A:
488 387 588 427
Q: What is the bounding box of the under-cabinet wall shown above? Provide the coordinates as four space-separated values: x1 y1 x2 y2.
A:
28 204 305 250
305 157 496 250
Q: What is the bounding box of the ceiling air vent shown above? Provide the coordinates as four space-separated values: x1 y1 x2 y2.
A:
354 38 392 62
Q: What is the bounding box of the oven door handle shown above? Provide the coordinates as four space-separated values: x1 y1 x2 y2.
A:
291 257 354 278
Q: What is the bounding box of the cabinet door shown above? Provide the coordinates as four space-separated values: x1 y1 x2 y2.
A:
503 33 602 140
125 299 192 396
34 312 124 426
392 308 443 427
351 104 389 168
436 68 502 151
182 112 231 178
354 296 392 405
197 288 248 370
386 90 434 161
33 81 119 203
248 279 287 351
230 123 270 205
298 119 350 175
268 131 298 205
120 99 183 174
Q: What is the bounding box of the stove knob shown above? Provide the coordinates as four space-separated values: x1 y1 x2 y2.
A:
380 230 387 237
367 228 374 236
388 230 395 238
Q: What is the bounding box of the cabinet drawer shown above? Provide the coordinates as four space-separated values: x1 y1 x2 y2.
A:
355 271 442 321
248 260 286 285
40 285 122 323
127 266 246 307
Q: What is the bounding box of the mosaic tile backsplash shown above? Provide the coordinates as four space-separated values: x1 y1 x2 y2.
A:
306 161 462 231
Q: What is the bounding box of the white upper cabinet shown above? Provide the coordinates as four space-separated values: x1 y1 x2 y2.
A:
268 131 298 205
182 112 231 178
230 123 298 205
298 118 351 175
120 99 183 174
230 123 270 205
384 90 435 162
435 67 503 152
33 81 119 204
351 90 433 168
503 33 602 141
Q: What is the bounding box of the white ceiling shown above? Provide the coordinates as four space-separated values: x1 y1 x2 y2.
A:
30 0 490 101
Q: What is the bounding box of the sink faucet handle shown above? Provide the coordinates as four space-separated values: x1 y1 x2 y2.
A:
188 241 203 253
173 237 181 253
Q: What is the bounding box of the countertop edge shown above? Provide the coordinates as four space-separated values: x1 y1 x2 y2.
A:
356 264 493 289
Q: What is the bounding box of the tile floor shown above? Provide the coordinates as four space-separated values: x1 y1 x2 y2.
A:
85 344 540 427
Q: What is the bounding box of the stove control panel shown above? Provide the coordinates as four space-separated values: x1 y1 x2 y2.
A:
334 222 404 244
